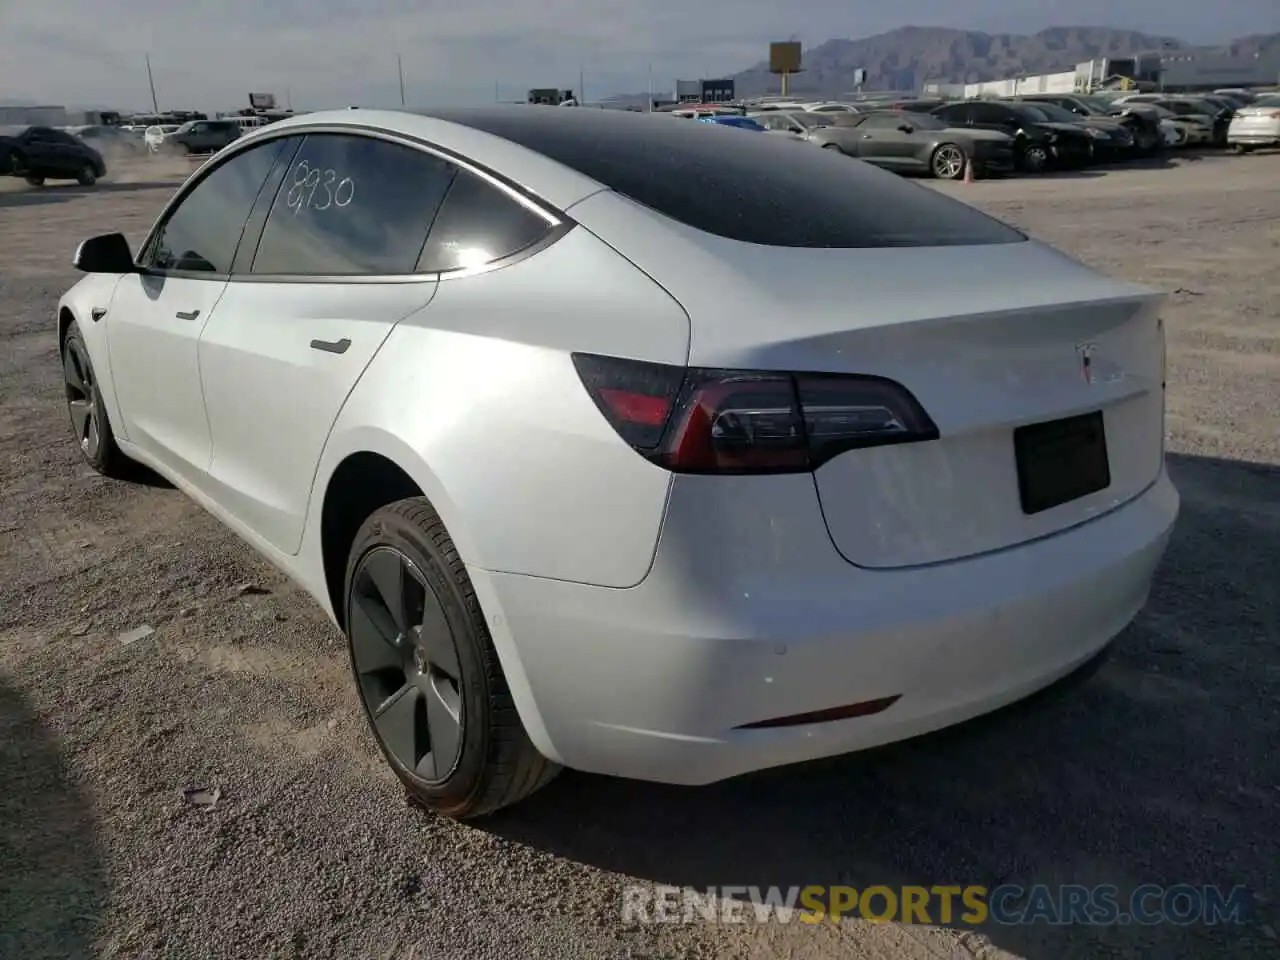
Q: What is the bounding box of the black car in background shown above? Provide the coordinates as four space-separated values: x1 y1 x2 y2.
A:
999 99 1136 161
0 125 107 186
931 100 1095 172
1015 93 1165 154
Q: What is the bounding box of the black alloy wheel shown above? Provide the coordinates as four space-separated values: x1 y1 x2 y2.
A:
343 498 559 818
62 324 129 477
348 545 465 784
64 338 101 461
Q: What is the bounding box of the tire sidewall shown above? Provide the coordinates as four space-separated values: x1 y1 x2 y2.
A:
62 325 113 470
342 505 493 815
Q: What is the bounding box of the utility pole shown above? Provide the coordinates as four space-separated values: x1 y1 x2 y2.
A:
647 62 654 112
494 80 499 103
397 54 406 106
579 67 585 106
145 53 159 113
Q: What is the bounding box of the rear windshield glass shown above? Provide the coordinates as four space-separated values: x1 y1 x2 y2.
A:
422 107 1024 248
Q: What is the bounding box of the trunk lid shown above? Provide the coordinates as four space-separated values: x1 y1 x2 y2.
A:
570 190 1167 568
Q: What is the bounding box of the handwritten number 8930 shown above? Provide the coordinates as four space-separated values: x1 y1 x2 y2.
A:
285 160 355 214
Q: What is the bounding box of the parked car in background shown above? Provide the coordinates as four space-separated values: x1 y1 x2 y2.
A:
64 125 147 157
1227 93 1280 152
144 124 182 153
930 100 1094 172
794 110 1015 179
1015 94 1163 154
749 110 833 139
801 102 863 114
999 99 1134 161
161 119 243 155
698 116 767 132
1115 96 1229 146
0 125 106 185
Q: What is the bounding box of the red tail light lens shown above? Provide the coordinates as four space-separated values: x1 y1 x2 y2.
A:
573 353 938 474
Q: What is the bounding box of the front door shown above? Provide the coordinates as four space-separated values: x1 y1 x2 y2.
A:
104 136 295 484
851 115 921 168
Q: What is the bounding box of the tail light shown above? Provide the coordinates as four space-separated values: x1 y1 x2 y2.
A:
572 353 938 475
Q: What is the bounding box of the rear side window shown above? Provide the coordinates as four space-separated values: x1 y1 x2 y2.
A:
423 108 1022 248
417 171 552 272
251 133 457 276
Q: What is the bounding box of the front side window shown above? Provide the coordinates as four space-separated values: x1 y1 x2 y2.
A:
146 138 292 274
251 133 457 276
417 171 552 273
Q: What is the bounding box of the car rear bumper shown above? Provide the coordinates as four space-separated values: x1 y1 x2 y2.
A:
474 469 1179 785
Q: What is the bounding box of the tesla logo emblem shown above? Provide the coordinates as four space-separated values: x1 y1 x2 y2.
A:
1076 341 1098 385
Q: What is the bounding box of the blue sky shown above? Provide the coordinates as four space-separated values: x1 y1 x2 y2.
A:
0 0 1275 112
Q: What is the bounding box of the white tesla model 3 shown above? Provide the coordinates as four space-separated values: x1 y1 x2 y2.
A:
57 107 1178 817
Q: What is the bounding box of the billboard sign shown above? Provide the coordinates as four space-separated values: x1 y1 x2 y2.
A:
769 41 802 74
248 92 277 110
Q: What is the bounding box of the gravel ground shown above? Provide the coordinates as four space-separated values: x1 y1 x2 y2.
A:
0 153 1277 960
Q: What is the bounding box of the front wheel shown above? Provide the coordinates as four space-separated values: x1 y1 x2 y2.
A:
343 498 560 818
24 174 45 187
930 142 967 180
62 323 131 478
76 164 98 186
1232 144 1256 155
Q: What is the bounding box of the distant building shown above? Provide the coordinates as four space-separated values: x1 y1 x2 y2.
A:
924 48 1280 100
672 78 736 104
0 104 68 126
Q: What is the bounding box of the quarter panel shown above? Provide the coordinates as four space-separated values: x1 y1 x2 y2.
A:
314 228 690 587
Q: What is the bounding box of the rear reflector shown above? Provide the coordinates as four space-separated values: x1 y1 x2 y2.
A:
573 353 938 475
735 695 901 730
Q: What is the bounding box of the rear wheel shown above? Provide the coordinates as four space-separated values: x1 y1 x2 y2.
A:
1232 144 1256 154
62 323 131 478
344 498 559 818
821 142 843 153
930 142 967 180
1020 143 1049 173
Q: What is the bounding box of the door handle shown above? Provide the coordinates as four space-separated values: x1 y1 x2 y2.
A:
175 309 200 321
310 337 351 355
861 134 873 139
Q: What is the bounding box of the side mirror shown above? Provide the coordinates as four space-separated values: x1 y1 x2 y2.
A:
898 123 914 133
73 233 136 274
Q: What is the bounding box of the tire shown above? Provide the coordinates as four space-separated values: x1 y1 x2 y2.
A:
821 142 843 153
24 174 45 187
1232 144 1255 155
1019 143 1049 173
930 142 967 180
62 323 131 478
343 498 559 818
76 164 97 186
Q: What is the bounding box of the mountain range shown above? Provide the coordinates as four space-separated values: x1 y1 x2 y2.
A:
687 25 1280 99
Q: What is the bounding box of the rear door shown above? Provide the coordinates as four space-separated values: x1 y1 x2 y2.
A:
196 132 457 554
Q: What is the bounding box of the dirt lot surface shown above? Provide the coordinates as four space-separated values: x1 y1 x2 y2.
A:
1 154 1277 960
